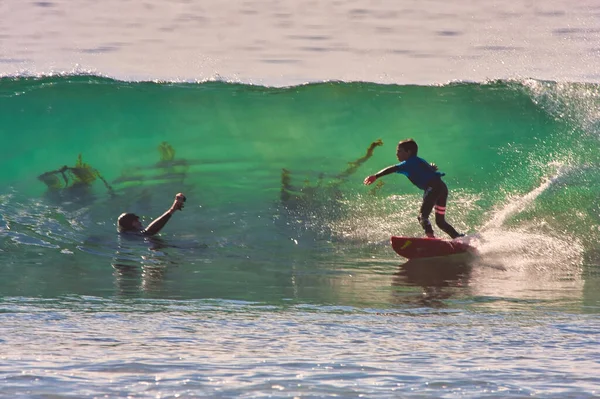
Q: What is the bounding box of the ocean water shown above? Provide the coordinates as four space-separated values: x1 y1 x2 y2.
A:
2 1 600 398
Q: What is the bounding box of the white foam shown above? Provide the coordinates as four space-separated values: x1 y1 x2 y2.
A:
481 168 561 231
471 166 585 279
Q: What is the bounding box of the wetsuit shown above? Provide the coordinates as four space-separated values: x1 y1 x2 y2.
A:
395 156 461 239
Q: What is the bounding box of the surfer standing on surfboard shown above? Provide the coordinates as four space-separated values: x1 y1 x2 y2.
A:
364 139 463 239
117 193 186 236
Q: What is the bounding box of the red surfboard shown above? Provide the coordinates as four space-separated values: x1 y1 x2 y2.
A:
391 236 474 259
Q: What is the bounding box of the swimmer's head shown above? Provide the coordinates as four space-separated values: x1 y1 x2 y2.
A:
117 213 143 232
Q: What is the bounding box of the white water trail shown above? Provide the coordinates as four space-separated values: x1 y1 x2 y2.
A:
480 171 560 232
468 165 585 299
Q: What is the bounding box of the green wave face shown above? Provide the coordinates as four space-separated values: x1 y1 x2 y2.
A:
0 75 598 299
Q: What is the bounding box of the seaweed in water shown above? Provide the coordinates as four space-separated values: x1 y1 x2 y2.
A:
281 139 386 205
158 141 175 162
71 154 100 186
112 141 189 186
38 154 114 194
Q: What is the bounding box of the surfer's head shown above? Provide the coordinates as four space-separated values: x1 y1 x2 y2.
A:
397 139 418 161
117 212 143 232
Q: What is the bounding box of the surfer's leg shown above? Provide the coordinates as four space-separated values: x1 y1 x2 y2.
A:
433 182 462 239
434 206 461 238
418 187 436 237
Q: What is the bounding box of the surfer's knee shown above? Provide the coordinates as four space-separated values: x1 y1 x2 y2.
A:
434 206 447 227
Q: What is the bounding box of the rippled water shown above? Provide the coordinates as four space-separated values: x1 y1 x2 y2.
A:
2 298 600 398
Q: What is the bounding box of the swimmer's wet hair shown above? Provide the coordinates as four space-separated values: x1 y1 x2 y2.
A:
117 212 139 231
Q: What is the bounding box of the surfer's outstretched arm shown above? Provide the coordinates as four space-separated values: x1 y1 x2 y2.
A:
364 165 399 185
142 193 186 236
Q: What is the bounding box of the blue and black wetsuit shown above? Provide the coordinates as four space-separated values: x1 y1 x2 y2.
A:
394 156 461 239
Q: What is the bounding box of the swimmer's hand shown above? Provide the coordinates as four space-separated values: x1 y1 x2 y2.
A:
430 163 438 171
172 193 186 212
